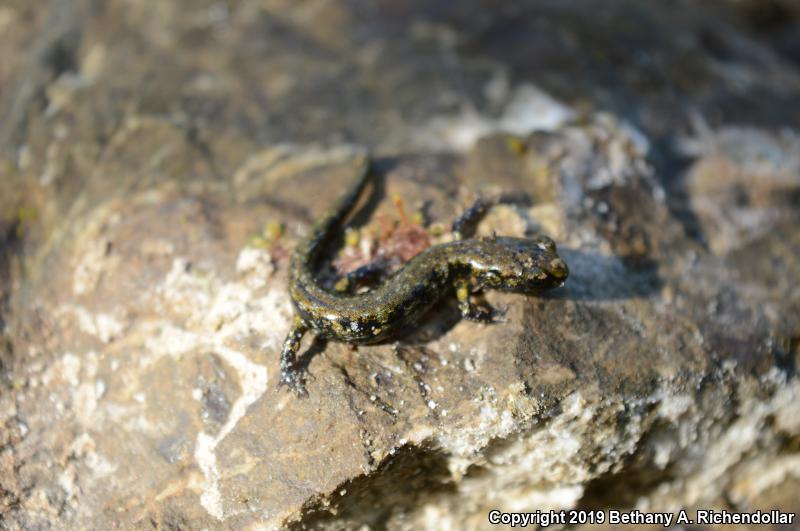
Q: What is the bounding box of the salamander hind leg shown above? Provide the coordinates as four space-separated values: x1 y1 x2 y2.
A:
279 315 310 397
455 279 507 323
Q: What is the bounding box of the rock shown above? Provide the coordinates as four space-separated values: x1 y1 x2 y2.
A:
679 124 800 255
1 1 798 529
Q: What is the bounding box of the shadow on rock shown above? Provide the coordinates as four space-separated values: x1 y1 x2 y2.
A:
549 248 662 302
291 443 456 530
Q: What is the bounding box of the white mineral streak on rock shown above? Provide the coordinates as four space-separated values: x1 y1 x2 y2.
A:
442 392 594 511
422 83 574 151
43 352 82 387
72 237 113 295
676 122 800 254
420 374 798 521
143 323 201 362
729 454 800 506
236 247 275 289
232 144 367 189
70 201 126 296
149 254 290 520
640 370 800 512
64 305 126 343
195 343 268 519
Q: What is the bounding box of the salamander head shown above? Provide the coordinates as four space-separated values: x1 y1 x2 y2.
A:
471 235 569 292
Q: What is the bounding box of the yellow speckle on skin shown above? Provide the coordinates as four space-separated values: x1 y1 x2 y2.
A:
334 277 349 292
344 227 360 248
456 285 469 301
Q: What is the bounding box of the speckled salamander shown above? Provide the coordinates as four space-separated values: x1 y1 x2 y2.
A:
279 156 569 395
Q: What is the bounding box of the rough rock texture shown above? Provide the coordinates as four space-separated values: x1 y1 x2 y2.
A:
1 0 799 529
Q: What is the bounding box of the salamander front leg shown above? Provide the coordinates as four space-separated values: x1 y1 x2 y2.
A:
279 315 310 396
451 197 493 240
455 279 506 323
333 260 386 294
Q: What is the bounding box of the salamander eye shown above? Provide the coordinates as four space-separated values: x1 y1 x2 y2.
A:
483 269 502 283
536 237 556 252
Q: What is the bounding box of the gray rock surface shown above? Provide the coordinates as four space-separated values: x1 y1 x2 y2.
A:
1 0 798 529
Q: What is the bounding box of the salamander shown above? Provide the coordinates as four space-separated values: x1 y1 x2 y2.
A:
279 156 569 395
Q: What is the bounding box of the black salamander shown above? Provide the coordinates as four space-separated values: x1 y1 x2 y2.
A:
279 157 569 395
